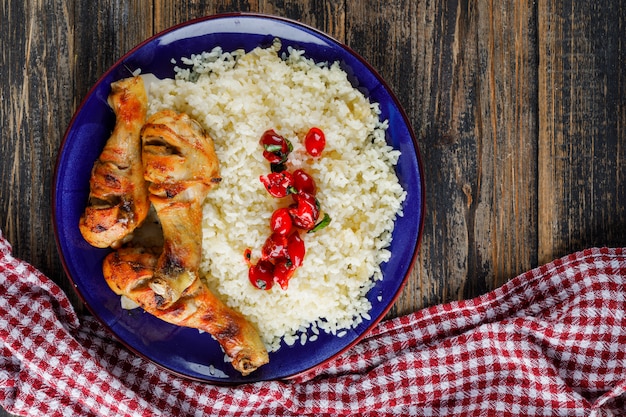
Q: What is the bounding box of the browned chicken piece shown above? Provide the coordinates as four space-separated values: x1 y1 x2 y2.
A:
141 110 222 308
79 76 150 249
102 247 269 376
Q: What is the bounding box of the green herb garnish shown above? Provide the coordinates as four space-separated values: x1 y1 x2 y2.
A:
309 213 332 233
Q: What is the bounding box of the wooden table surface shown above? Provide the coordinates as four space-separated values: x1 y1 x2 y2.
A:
1 1 624 414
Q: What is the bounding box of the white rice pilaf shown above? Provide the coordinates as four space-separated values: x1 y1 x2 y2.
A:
146 40 406 351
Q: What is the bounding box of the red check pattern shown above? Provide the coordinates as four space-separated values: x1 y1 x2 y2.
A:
1 229 625 416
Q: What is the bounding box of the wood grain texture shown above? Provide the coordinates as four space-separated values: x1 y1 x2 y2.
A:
73 1 154 98
261 0 346 42
153 0 256 31
538 0 626 265
1 0 75 304
1 2 625 414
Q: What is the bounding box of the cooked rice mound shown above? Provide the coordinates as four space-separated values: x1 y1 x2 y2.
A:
146 40 406 351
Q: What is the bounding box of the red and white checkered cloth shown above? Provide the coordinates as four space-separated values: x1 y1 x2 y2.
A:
1 230 625 417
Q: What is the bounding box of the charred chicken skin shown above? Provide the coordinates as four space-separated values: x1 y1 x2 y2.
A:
102 247 269 376
79 76 150 248
141 110 222 308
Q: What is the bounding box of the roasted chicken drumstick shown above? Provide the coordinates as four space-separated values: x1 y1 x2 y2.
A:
141 110 222 308
79 76 150 248
103 247 269 376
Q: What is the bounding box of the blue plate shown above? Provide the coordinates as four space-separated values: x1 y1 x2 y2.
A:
53 13 424 384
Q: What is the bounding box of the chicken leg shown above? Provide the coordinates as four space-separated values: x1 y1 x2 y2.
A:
79 76 150 249
102 247 269 376
141 110 221 308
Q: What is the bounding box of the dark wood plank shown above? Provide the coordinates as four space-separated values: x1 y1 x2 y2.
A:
73 1 154 101
538 0 626 265
0 0 76 306
153 1 258 32
463 0 538 292
151 1 344 44
260 0 345 41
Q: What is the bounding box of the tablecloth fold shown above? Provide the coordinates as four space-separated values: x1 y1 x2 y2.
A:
1 230 625 416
